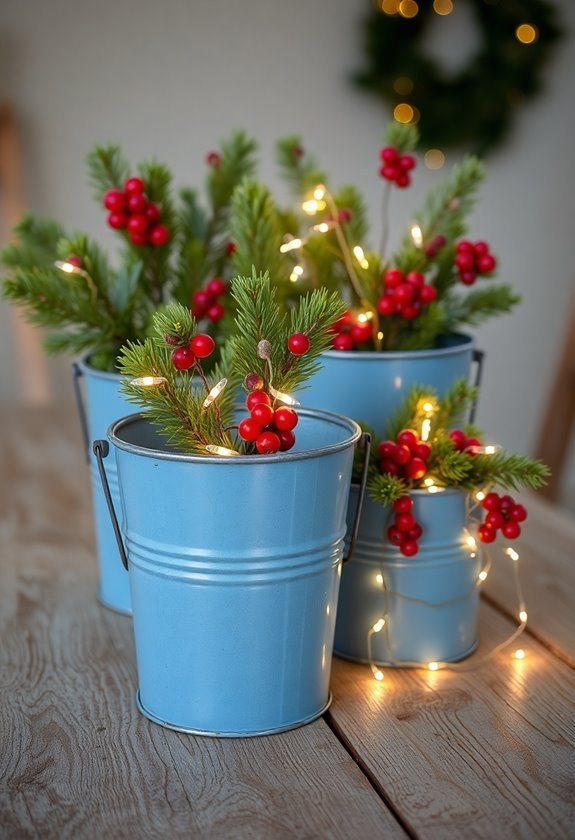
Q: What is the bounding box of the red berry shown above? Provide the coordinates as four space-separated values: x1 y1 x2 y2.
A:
395 172 410 188
244 373 264 392
400 540 419 557
145 203 161 224
456 240 474 253
172 346 195 370
338 208 352 223
149 225 170 246
482 492 501 512
124 177 145 195
459 270 477 285
393 444 411 466
407 523 423 540
107 211 129 230
399 303 419 320
399 154 416 171
393 495 413 514
502 521 521 540
351 322 372 345
246 391 271 411
396 512 416 532
66 255 83 267
377 295 396 316
277 430 296 451
394 283 415 305
455 252 475 271
103 189 125 212
420 284 437 304
510 504 527 523
190 333 215 358
380 459 400 477
206 303 225 322
485 510 505 530
127 214 149 236
207 277 227 298
405 457 427 480
449 429 467 451
380 164 400 181
193 290 211 310
499 495 515 514
333 311 352 330
378 440 397 460
251 403 274 427
273 407 298 432
405 271 424 290
473 241 489 256
127 193 149 214
383 268 404 288
256 431 281 454
478 524 496 544
206 151 221 167
225 241 236 256
380 146 398 164
397 429 419 451
287 333 310 356
465 438 481 452
332 333 355 351
414 442 431 461
238 418 262 442
387 525 404 545
129 230 148 246
477 253 496 274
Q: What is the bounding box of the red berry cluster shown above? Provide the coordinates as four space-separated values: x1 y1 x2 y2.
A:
192 278 227 324
330 311 373 350
387 496 423 557
103 178 169 247
379 147 416 188
170 333 215 370
448 429 481 453
378 429 431 480
238 392 298 454
477 492 527 543
454 240 497 285
376 269 437 320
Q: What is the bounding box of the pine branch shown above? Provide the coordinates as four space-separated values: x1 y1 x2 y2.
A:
442 285 521 329
1 214 66 271
86 145 130 199
207 130 258 213
465 453 550 492
368 472 408 506
275 136 328 195
384 384 434 441
230 179 287 286
384 122 418 152
432 379 478 431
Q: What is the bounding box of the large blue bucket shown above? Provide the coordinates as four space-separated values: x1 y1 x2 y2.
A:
94 410 369 736
335 488 481 664
301 333 481 431
72 356 132 614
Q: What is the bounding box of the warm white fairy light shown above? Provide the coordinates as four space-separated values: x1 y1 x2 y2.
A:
373 668 384 681
519 609 528 622
313 185 326 200
289 265 304 282
422 401 434 413
54 259 89 278
302 187 327 215
204 444 239 457
421 417 432 441
130 375 167 387
377 331 384 340
410 224 423 247
466 535 477 549
372 618 385 633
352 245 369 270
506 547 520 562
312 221 333 233
428 661 439 671
513 648 526 660
376 573 383 585
478 570 488 582
357 310 374 323
427 484 444 494
268 384 300 406
202 377 228 409
467 443 502 456
475 490 486 502
280 237 303 253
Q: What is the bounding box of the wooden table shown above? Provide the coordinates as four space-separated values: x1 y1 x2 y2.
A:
1 406 574 839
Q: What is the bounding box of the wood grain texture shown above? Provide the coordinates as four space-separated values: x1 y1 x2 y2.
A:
483 490 575 665
329 601 575 840
0 406 405 839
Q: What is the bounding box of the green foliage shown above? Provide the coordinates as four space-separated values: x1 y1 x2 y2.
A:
442 285 522 329
275 136 327 196
230 180 287 287
384 122 418 152
368 472 407 506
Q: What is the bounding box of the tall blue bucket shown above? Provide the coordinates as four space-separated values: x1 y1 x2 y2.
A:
94 410 370 736
72 356 132 614
335 488 481 664
301 333 482 431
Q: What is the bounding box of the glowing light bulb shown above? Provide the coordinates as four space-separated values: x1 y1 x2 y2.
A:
130 376 167 387
268 385 300 406
478 570 488 582
357 310 373 323
466 536 477 549
516 23 538 44
289 265 304 283
433 0 453 15
377 331 384 340
312 222 331 233
422 401 434 413
376 573 383 585
55 260 78 274
394 103 415 124
423 477 435 487
411 224 423 247
352 245 369 270
374 669 384 681
519 610 528 623
428 661 439 671
205 444 239 457
372 618 385 633
399 0 418 18
280 238 303 253
421 418 432 442
513 649 526 660
475 490 486 502
202 378 228 408
326 604 330 616
313 186 326 200
506 547 519 562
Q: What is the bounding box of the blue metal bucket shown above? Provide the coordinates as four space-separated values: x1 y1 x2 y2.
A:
335 488 481 664
72 356 132 614
301 333 482 431
94 410 370 736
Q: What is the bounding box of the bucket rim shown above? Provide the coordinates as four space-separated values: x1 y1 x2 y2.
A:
107 409 362 464
350 483 467 500
76 352 121 382
320 331 473 361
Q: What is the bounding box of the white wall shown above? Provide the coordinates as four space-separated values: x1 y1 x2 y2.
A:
1 0 574 464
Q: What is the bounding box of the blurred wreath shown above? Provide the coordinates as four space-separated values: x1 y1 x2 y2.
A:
355 0 561 156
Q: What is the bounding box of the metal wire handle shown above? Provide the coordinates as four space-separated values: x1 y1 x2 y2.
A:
93 440 129 571
72 363 90 463
343 432 372 564
469 349 485 424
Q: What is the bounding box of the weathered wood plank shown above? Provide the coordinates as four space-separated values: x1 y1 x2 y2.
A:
0 407 405 839
483 490 575 665
329 601 575 840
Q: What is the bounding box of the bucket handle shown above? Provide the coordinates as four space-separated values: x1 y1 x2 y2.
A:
469 349 485 424
343 432 372 564
93 440 129 571
72 362 90 463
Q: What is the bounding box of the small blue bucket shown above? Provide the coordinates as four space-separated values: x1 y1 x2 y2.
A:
301 333 482 431
334 488 481 664
94 410 370 736
72 356 132 614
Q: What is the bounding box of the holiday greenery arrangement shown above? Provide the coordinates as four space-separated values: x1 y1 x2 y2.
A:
364 380 549 558
230 122 520 352
118 270 344 455
354 0 561 155
1 131 257 371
